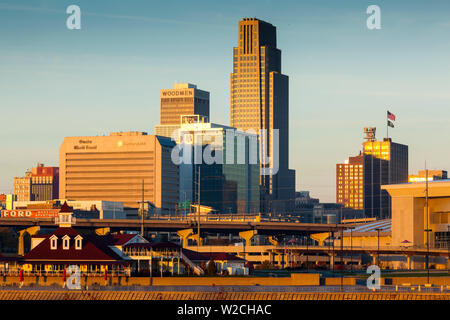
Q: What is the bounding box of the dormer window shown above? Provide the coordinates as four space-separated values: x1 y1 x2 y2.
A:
50 235 58 250
75 235 83 250
62 235 70 250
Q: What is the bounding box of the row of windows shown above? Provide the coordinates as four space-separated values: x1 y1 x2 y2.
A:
50 236 82 251
161 98 209 104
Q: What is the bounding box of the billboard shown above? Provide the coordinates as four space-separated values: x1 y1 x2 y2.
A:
0 209 60 218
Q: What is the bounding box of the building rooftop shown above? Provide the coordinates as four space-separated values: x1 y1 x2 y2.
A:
345 219 391 235
109 132 148 136
22 227 128 264
173 83 197 89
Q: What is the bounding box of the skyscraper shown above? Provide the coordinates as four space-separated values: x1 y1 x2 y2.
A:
230 18 295 213
59 132 179 212
156 83 210 138
336 127 408 219
13 163 59 201
173 115 260 214
362 128 408 219
336 154 364 210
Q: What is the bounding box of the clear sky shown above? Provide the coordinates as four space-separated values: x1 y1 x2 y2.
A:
1 0 449 202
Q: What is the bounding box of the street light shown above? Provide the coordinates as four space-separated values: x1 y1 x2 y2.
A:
332 230 335 273
425 228 432 284
305 232 309 272
349 227 355 273
375 228 382 268
340 227 344 292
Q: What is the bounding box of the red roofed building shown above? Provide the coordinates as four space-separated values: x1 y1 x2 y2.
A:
14 203 247 277
20 202 131 275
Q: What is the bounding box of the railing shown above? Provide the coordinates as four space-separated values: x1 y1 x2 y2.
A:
0 284 448 294
140 214 319 223
268 245 449 252
0 270 130 277
180 251 204 276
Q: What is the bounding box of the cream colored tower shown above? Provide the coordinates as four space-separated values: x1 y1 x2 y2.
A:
59 132 178 211
230 18 295 212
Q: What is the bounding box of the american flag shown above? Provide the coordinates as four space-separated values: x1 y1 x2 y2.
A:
387 111 396 121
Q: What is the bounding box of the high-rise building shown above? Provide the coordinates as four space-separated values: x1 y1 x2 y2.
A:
59 132 179 212
408 170 447 182
336 155 364 210
172 115 260 214
336 128 408 219
13 163 59 201
362 128 408 218
230 18 295 213
156 83 210 138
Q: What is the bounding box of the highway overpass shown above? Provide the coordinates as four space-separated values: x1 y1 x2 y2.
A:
0 217 347 236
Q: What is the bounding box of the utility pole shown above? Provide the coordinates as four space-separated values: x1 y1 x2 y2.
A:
332 231 335 273
184 191 187 221
375 228 381 267
140 179 144 237
425 165 430 284
197 165 201 251
447 225 449 275
350 227 354 273
340 227 344 292
306 233 309 272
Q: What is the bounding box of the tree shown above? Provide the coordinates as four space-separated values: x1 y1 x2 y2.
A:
259 260 274 270
207 259 217 276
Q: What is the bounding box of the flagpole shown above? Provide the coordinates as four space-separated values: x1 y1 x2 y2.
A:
386 110 389 139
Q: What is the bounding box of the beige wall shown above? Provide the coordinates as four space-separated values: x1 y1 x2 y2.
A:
59 133 178 211
383 181 450 248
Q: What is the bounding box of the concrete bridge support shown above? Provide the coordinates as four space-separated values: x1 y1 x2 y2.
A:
239 230 257 246
177 229 193 248
95 228 110 236
329 253 335 269
406 255 412 270
18 226 40 256
268 236 279 246
190 233 203 246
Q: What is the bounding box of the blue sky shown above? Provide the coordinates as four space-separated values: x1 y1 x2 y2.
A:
1 0 449 202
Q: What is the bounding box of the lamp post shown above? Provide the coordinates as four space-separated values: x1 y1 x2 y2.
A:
447 225 450 275
328 229 331 271
306 232 309 272
425 228 432 284
375 228 382 267
340 227 344 292
350 227 354 273
332 231 335 273
197 165 201 251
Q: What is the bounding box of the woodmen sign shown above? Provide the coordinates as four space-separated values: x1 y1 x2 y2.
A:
0 209 61 218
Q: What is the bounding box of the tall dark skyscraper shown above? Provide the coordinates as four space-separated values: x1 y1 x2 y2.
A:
230 18 295 213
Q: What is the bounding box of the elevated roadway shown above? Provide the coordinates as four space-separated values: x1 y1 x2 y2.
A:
0 217 346 236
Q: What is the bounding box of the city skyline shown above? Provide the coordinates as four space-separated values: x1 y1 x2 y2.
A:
1 0 450 202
